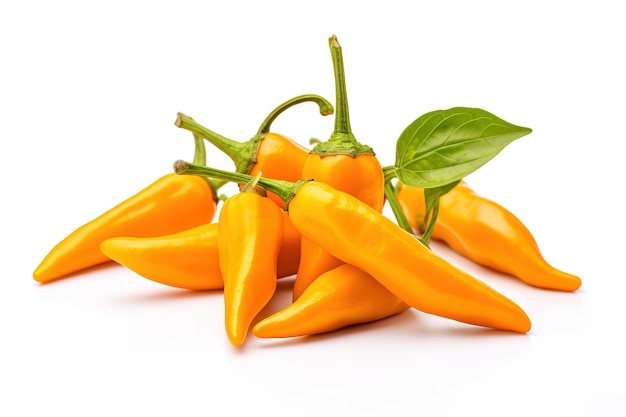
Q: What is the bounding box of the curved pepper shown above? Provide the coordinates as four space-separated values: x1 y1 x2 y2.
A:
33 174 217 284
99 211 301 291
175 94 333 209
174 163 532 334
33 135 219 284
253 263 409 338
293 35 385 300
218 179 285 346
396 182 582 292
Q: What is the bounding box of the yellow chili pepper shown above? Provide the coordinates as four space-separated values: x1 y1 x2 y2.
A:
294 35 385 300
99 211 301 291
253 263 409 338
33 133 220 284
175 162 532 334
33 173 218 283
218 177 284 346
396 181 582 292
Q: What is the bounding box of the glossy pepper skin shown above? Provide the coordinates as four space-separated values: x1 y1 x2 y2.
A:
33 173 216 283
99 211 301 291
253 263 409 338
245 133 309 208
218 188 284 346
174 162 532 334
293 35 385 300
396 182 582 292
285 181 532 334
295 155 384 299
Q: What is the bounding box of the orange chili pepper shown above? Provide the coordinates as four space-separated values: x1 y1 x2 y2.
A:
175 163 531 334
33 135 219 284
253 263 409 338
293 35 385 300
99 211 301 291
218 176 285 346
396 181 582 292
175 94 333 209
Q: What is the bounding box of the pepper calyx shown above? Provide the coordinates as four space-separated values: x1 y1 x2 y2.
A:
235 134 263 174
175 113 260 174
311 136 375 157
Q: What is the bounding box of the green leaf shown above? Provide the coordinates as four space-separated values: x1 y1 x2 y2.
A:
395 107 532 188
419 181 460 247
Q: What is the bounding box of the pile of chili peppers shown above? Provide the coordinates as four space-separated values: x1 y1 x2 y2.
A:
33 35 581 347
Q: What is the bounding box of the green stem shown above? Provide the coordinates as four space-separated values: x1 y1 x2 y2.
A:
384 180 413 235
419 180 459 247
241 171 267 197
329 35 354 141
177 113 243 159
242 171 262 193
256 94 334 135
191 133 227 200
383 165 398 184
420 203 439 247
173 160 305 207
311 35 374 157
176 113 260 174
192 133 206 166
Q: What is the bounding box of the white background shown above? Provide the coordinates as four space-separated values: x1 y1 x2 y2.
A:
2 1 624 416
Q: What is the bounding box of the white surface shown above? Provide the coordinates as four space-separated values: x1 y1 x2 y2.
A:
1 1 624 416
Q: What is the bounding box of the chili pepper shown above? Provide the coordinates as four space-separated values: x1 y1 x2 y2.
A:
175 162 532 334
175 94 333 209
396 181 582 292
293 35 385 301
218 174 285 346
99 210 301 291
253 263 410 338
33 135 220 284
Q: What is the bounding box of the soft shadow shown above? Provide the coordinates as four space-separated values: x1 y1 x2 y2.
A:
256 309 531 348
34 261 118 285
116 286 222 304
251 277 296 326
212 279 297 354
427 324 531 339
256 309 421 349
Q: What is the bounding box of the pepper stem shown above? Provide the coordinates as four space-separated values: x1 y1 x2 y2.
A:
384 180 413 235
329 35 354 141
311 35 374 157
383 165 398 184
176 113 260 174
191 133 225 201
174 160 305 208
242 171 267 197
420 203 439 247
192 133 206 166
256 94 334 135
382 166 414 235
